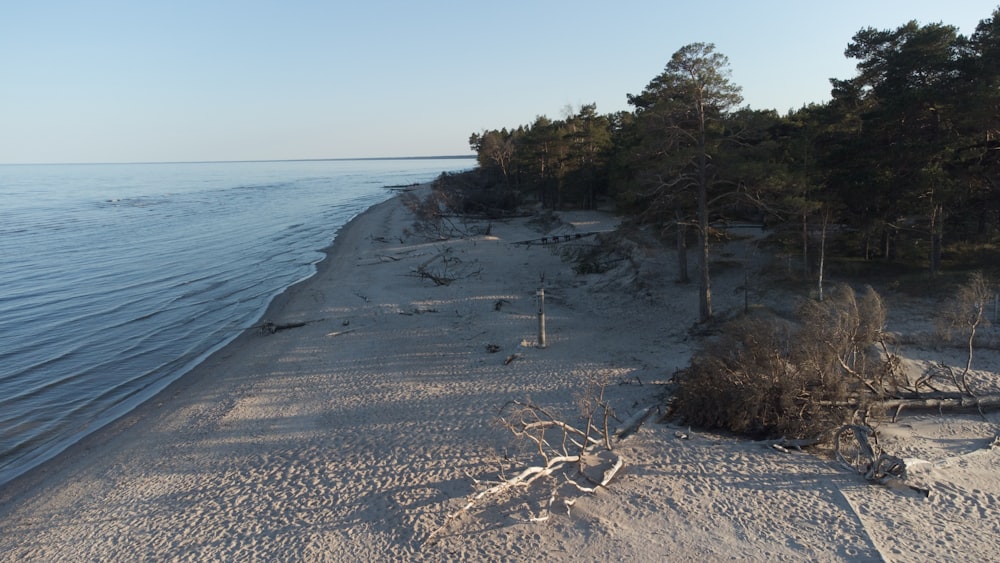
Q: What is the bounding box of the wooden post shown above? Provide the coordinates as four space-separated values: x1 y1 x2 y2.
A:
537 286 547 348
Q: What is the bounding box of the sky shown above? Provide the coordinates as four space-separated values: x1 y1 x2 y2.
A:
1 1 998 164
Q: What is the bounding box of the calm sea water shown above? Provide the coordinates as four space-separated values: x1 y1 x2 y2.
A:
0 158 472 486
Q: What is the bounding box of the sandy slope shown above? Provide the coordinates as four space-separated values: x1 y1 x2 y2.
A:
1 187 998 561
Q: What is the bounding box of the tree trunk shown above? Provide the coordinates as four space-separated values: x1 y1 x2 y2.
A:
885 225 897 261
930 203 943 276
818 209 829 302
676 208 689 283
802 210 809 275
878 394 1000 412
820 394 1000 413
698 201 711 322
697 105 712 323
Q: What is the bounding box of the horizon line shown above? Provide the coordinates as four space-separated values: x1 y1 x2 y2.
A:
0 154 477 167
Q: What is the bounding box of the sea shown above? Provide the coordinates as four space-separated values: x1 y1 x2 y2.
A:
0 157 474 487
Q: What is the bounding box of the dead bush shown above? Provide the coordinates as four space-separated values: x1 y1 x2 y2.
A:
936 271 993 396
401 177 472 240
562 232 635 275
674 285 890 439
400 185 449 223
796 284 901 398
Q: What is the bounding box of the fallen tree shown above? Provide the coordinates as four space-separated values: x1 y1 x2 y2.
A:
878 395 1000 412
673 283 1000 439
820 394 1000 421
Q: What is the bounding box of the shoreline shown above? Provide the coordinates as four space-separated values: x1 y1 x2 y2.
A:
0 192 397 501
0 186 655 559
2 185 999 560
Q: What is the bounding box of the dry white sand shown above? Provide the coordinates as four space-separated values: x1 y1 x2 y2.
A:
1 187 999 561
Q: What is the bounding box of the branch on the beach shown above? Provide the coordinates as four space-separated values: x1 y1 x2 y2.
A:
255 319 323 335
399 307 439 316
326 329 355 338
816 393 1000 420
410 266 457 286
422 445 622 548
401 186 488 241
409 252 482 286
422 389 625 549
510 231 607 246
833 424 929 496
877 394 1000 412
614 405 657 441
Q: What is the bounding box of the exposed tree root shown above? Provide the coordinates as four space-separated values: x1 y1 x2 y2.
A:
422 396 637 549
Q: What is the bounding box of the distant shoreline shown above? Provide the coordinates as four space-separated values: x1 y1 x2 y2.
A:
0 155 477 167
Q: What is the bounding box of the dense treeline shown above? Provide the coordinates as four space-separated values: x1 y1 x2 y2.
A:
467 9 1000 321
468 103 615 210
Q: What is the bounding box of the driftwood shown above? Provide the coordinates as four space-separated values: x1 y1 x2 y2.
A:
422 397 630 548
834 424 929 496
426 448 622 542
765 435 825 454
817 393 1000 421
411 267 456 286
614 405 657 441
511 231 611 246
325 329 355 338
834 425 904 480
257 320 308 335
256 318 334 336
877 395 1000 412
880 394 1000 422
399 307 438 316
410 250 482 286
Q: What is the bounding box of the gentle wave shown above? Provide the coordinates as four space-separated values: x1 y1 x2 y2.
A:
0 158 472 486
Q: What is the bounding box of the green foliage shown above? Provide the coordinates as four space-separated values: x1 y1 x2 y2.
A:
468 7 1000 278
431 170 519 218
469 104 614 210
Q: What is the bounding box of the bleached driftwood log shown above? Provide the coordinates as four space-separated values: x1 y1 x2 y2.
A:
833 424 928 495
818 393 1000 421
422 399 626 548
614 405 656 441
878 395 1000 411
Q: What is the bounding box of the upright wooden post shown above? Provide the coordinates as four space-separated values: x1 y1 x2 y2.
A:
537 286 547 348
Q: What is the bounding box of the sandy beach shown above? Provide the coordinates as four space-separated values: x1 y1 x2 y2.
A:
2 186 999 561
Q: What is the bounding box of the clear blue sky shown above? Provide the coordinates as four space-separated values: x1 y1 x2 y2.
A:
1 1 997 164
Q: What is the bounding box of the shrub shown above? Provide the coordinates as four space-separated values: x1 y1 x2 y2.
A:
674 285 889 439
936 271 993 395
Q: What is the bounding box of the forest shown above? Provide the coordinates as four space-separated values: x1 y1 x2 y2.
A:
464 9 1000 324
